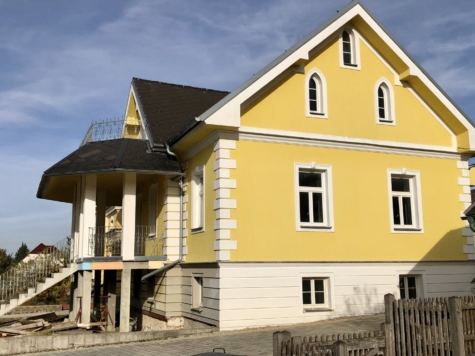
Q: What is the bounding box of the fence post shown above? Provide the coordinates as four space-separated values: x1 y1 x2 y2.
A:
384 294 396 356
449 296 465 356
333 340 347 356
273 330 291 356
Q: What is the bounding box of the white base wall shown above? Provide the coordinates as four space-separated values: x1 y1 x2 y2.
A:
215 262 475 331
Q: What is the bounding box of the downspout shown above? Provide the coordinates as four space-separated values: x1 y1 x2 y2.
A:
141 144 184 281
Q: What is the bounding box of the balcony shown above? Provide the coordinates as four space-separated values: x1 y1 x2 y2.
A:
80 118 143 146
88 225 164 260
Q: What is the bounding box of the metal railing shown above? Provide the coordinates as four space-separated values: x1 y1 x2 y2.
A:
135 225 164 256
89 225 164 257
80 118 142 147
89 226 122 257
0 236 72 305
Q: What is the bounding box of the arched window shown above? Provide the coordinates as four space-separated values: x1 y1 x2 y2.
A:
306 69 327 118
375 80 394 124
342 30 353 65
378 84 389 120
308 74 322 114
308 75 322 114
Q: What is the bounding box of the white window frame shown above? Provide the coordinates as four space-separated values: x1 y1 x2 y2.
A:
300 274 334 311
339 27 361 70
295 163 334 231
375 78 396 126
191 274 204 310
191 165 205 233
387 169 423 233
305 68 328 119
398 274 422 300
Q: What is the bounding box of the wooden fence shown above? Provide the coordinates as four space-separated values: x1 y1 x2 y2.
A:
273 294 475 356
273 329 386 356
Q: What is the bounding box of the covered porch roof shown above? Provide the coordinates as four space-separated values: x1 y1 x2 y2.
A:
37 138 182 203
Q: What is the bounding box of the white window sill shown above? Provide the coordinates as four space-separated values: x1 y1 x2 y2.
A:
298 225 333 232
191 227 204 234
307 112 328 119
340 64 360 71
190 307 203 313
392 227 423 234
377 120 395 126
303 307 333 313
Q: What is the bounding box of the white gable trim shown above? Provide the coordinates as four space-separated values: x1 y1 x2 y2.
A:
201 3 475 148
125 85 150 142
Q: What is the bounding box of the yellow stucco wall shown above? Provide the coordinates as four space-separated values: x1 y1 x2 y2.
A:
230 140 465 262
241 36 454 148
184 144 218 262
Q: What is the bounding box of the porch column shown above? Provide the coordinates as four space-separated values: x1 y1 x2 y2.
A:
72 182 81 261
77 270 92 325
69 271 78 321
119 267 131 332
93 270 101 311
80 174 97 259
122 173 136 260
104 270 117 331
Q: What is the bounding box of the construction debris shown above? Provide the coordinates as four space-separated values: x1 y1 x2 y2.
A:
0 311 79 337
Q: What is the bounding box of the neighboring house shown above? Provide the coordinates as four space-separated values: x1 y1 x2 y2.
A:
22 243 56 263
32 1 475 331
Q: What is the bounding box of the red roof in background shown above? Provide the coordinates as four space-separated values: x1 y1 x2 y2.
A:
30 243 57 254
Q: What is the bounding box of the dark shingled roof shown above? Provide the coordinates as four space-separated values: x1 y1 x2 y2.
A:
42 139 180 177
132 78 229 144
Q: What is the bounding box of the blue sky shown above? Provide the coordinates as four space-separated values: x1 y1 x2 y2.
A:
0 0 474 253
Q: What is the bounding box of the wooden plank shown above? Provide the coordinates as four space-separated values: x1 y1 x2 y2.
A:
0 327 27 335
421 298 428 356
425 300 433 356
430 299 438 356
442 302 450 356
395 300 402 356
399 299 407 356
409 300 417 356
436 300 444 356
449 297 466 356
414 299 422 356
404 299 412 356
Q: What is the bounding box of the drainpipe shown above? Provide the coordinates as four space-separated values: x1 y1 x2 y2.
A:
141 144 184 281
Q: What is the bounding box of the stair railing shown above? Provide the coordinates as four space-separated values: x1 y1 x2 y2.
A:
0 236 72 305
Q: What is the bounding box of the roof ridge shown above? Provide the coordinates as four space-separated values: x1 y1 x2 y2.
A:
132 77 230 94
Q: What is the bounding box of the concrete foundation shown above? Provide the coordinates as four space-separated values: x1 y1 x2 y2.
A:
120 268 131 332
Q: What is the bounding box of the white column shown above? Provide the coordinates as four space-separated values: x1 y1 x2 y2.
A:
80 174 97 259
96 190 106 257
122 172 136 260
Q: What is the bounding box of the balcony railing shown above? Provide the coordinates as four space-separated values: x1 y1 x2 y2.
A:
88 226 164 258
80 118 142 146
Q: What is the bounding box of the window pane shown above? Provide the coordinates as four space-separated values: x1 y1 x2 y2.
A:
302 279 311 292
299 192 310 223
408 277 417 299
378 87 383 97
302 292 312 305
392 196 401 225
343 53 351 65
309 78 316 89
392 178 410 192
399 277 406 299
342 31 350 42
402 197 413 225
309 100 317 112
378 97 385 108
342 42 351 52
379 108 385 119
314 279 324 292
309 88 316 100
315 292 325 304
299 172 322 187
312 193 324 223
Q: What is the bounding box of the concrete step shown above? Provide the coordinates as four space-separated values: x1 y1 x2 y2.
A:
28 288 35 294
8 299 18 308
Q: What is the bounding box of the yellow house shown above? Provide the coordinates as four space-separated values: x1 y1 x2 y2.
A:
4 1 472 331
